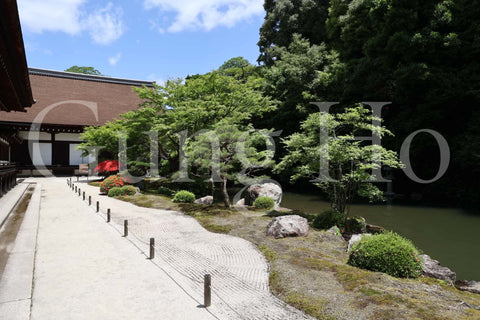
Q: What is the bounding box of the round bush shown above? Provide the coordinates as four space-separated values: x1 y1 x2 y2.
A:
100 175 128 194
107 187 123 197
348 231 423 278
254 196 275 210
172 190 195 203
312 210 346 230
108 185 137 197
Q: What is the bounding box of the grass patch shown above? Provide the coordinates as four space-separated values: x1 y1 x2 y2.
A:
258 245 277 262
118 194 180 211
88 181 102 187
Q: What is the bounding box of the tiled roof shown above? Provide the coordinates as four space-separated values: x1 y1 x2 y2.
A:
0 69 155 127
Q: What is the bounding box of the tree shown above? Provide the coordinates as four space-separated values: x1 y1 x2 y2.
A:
276 105 402 215
65 66 103 75
187 121 275 208
218 57 250 71
81 71 276 183
258 0 331 65
260 34 343 136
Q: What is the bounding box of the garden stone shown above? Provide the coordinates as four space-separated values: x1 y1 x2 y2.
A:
366 224 385 234
347 233 371 253
455 280 480 294
194 196 213 205
327 226 341 236
421 254 456 285
245 183 282 208
235 198 245 206
266 215 309 239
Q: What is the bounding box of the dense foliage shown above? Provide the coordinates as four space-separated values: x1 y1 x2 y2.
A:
172 190 196 203
253 196 275 210
100 175 129 194
108 185 137 197
312 209 346 230
260 0 480 210
348 232 423 278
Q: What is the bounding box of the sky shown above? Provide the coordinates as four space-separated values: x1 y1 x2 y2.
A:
18 0 266 84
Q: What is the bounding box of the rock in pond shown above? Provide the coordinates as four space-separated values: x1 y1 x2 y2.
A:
455 280 480 294
266 215 309 239
420 254 456 285
245 183 282 208
194 196 213 205
347 233 371 253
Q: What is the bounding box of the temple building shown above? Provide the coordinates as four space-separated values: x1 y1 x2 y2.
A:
0 68 154 176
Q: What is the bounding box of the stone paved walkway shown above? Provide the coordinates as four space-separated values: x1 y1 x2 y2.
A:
70 177 313 320
1 177 312 320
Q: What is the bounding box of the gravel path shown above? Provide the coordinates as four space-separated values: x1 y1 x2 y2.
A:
70 178 313 320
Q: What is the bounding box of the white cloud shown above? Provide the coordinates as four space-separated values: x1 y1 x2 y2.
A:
108 52 122 66
18 0 125 45
18 0 86 35
143 0 264 33
85 3 125 45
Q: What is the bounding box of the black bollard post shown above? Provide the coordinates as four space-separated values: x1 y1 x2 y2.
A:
96 201 99 212
75 186 77 193
204 274 211 307
107 209 111 223
78 188 81 196
149 238 155 259
83 192 85 200
89 196 91 206
124 220 128 237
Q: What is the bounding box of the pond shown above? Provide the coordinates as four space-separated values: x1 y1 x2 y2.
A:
281 192 480 281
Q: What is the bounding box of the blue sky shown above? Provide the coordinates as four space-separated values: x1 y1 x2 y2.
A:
18 0 266 83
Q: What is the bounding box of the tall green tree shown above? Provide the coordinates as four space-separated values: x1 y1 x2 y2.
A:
258 0 331 65
276 105 402 215
260 34 343 135
65 66 103 75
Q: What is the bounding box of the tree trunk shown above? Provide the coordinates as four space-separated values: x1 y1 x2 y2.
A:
221 176 231 208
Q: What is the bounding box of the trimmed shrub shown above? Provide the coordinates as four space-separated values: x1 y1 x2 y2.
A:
348 231 423 278
158 186 175 197
254 196 275 210
312 210 346 230
100 175 128 194
346 216 367 233
172 190 195 203
107 185 137 197
107 187 123 197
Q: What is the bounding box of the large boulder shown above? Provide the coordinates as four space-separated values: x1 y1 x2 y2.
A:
245 183 282 208
347 233 371 253
420 254 456 285
194 196 213 205
455 280 480 294
266 215 309 239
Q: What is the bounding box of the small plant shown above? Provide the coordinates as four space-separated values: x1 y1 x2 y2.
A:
254 196 275 210
100 175 129 194
348 231 423 278
172 190 195 203
312 210 346 230
107 185 137 197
